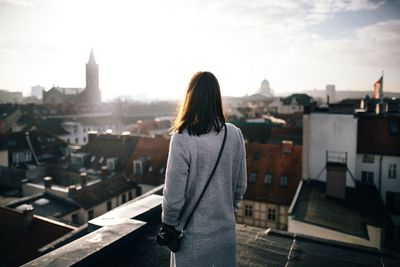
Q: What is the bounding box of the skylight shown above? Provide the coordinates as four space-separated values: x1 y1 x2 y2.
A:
34 198 50 206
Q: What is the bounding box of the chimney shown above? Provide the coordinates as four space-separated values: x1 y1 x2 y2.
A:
68 185 77 195
375 103 380 114
326 162 346 199
121 131 130 144
43 176 52 189
80 172 88 188
21 205 34 228
101 165 108 178
88 131 98 144
282 140 293 154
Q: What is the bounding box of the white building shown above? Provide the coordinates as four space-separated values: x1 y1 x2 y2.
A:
289 108 395 249
326 84 336 103
268 94 314 114
31 85 44 100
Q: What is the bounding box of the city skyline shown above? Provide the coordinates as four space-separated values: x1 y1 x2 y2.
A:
1 0 400 101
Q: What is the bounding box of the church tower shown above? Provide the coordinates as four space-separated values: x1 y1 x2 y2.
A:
85 49 101 104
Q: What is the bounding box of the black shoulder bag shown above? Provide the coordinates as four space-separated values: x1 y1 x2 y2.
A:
157 125 227 252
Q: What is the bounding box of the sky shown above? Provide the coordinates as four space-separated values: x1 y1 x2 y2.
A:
0 0 399 101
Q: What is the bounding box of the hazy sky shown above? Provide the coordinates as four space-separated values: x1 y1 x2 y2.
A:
0 0 399 100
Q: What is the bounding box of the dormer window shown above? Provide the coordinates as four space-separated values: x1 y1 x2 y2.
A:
71 153 88 167
107 157 118 170
133 156 150 176
133 160 143 176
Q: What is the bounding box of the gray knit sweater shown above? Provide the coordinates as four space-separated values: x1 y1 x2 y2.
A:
162 123 247 267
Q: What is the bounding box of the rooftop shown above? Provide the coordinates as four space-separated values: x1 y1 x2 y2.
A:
357 114 400 156
245 142 302 206
23 185 400 267
0 206 76 267
290 180 393 239
7 191 80 219
126 135 169 186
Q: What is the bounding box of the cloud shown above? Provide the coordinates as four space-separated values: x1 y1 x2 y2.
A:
0 48 18 56
0 0 36 7
305 0 384 24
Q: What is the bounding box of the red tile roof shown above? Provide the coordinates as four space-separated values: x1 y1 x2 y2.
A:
357 115 400 156
0 206 75 267
125 136 170 186
244 142 302 206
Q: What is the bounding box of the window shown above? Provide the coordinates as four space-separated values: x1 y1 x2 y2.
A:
386 192 400 215
264 173 272 184
121 194 127 204
83 128 86 133
88 209 94 220
249 172 257 183
12 151 32 164
75 137 78 144
83 137 86 143
107 201 112 211
362 154 374 163
389 122 399 135
267 208 276 222
389 164 397 179
280 176 288 187
107 158 118 170
133 161 143 176
128 191 133 200
361 171 374 183
8 140 16 146
71 213 79 224
244 205 253 217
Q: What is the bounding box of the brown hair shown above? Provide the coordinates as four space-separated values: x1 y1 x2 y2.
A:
171 71 225 135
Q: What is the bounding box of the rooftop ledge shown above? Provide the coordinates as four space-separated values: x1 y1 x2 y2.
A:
23 185 165 267
23 184 400 267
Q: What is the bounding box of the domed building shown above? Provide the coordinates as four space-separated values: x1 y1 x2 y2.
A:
258 79 273 97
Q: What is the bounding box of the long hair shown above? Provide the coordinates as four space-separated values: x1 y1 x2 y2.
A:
171 71 225 135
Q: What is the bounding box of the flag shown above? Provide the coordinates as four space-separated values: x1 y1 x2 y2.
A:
373 76 383 99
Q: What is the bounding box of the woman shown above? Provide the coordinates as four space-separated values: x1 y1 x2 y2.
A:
162 71 247 267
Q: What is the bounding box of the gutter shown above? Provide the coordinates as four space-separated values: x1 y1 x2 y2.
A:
25 132 41 165
288 179 303 216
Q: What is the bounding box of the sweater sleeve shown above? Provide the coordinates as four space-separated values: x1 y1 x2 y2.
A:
161 133 190 226
234 129 247 213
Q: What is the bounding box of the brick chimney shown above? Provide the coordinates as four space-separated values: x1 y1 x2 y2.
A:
43 176 52 189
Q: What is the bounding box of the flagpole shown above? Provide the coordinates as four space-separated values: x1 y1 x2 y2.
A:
380 70 384 106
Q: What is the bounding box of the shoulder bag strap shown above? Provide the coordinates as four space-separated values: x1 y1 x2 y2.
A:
182 124 227 232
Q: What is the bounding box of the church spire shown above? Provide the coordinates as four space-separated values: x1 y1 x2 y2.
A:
88 48 96 65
